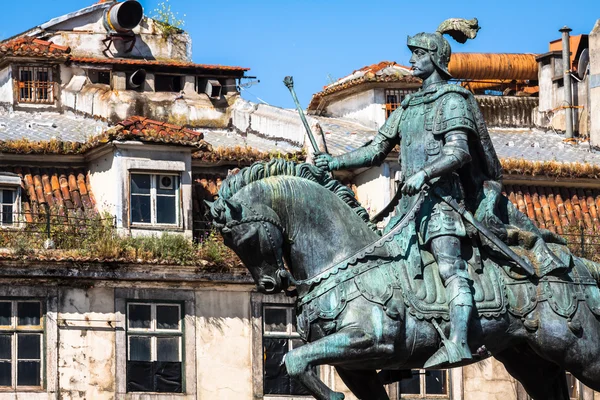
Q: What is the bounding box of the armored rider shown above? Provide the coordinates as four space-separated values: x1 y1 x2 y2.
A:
314 19 500 369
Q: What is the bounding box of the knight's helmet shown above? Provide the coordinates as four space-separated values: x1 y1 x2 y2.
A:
407 18 481 79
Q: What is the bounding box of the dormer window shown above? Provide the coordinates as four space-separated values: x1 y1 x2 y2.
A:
0 173 21 227
17 66 54 104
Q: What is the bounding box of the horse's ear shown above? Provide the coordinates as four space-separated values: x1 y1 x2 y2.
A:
224 198 244 220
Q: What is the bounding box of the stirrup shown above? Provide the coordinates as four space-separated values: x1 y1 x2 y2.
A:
424 341 472 369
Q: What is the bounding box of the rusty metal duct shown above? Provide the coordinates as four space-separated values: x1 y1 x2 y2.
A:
104 1 144 33
448 53 538 81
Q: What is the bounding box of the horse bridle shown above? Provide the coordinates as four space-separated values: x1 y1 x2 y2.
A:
220 199 296 288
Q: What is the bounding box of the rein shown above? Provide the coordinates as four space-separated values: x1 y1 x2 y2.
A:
220 190 426 298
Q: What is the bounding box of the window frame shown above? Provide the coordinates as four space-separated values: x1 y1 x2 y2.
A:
115 289 196 398
392 369 450 400
129 172 181 228
0 187 18 227
16 66 55 104
252 293 317 400
126 302 183 360
0 299 45 391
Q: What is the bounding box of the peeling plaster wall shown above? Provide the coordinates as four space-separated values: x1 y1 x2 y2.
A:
230 98 320 151
324 88 385 129
0 66 13 104
196 290 253 399
47 9 190 61
61 76 234 127
58 287 116 400
463 359 521 400
590 19 600 146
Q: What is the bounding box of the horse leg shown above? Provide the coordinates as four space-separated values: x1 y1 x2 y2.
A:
335 367 390 400
284 329 392 400
494 345 570 400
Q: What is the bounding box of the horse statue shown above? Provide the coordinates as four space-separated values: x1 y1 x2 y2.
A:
208 159 600 400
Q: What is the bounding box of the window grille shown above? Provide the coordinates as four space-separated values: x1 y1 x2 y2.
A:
0 300 43 389
385 89 413 119
17 67 54 104
126 302 183 393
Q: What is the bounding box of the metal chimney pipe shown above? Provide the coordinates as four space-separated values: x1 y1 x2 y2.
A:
560 26 573 139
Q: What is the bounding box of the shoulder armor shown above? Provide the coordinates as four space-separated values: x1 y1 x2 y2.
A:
379 107 403 139
432 91 477 135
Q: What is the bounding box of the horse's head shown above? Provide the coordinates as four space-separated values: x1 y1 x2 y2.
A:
209 197 291 294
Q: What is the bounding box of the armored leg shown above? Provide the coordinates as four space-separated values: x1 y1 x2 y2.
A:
424 235 473 369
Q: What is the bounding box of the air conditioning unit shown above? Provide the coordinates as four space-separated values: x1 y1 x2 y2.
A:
159 175 174 190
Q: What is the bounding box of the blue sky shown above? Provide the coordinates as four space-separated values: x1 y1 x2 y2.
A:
1 0 600 109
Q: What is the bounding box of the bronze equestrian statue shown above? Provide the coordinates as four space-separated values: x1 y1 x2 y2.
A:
208 18 600 400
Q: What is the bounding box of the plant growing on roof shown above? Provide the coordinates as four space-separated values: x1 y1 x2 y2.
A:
152 0 186 39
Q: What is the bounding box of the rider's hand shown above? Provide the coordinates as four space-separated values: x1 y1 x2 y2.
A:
401 170 427 195
314 153 335 171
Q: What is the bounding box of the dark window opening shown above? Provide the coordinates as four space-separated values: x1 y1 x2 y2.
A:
155 75 182 92
88 70 111 85
126 302 183 393
262 306 311 396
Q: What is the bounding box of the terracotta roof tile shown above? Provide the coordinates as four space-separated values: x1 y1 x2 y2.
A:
8 167 94 222
70 56 249 72
0 37 70 59
504 185 600 234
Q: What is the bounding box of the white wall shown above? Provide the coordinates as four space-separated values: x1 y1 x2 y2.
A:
325 88 386 129
590 19 600 146
47 9 190 61
88 142 194 238
196 289 253 400
0 66 13 105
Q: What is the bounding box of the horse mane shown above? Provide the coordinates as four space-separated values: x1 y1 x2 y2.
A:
216 159 377 231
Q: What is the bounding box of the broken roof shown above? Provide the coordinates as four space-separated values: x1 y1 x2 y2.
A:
0 37 70 60
0 113 207 155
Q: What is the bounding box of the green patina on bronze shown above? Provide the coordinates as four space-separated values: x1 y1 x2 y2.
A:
208 18 600 400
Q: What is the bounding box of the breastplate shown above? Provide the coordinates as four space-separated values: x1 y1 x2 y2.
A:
399 95 440 177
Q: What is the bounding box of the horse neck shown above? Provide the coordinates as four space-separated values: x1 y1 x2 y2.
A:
254 177 383 281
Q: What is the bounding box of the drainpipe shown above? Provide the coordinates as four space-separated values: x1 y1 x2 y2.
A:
560 25 574 138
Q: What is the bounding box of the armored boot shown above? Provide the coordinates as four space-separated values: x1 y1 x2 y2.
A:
424 267 473 369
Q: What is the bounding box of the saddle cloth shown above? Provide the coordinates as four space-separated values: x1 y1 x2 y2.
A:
296 257 507 341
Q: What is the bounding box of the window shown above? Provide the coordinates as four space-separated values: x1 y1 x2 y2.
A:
126 302 183 393
130 173 180 226
155 75 182 92
263 305 311 396
385 89 412 118
0 300 43 389
397 369 449 399
87 69 111 85
0 189 15 226
18 67 54 104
